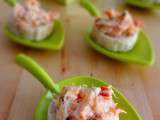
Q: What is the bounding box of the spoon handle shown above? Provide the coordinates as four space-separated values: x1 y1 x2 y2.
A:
80 0 101 17
16 54 60 94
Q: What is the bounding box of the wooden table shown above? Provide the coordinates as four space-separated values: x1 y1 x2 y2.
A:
0 0 160 120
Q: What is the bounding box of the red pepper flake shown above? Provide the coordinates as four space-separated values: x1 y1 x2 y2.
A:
99 91 109 97
100 86 109 91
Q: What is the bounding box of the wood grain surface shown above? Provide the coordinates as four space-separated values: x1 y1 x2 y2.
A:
0 0 160 120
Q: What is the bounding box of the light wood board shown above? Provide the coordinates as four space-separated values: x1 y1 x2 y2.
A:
0 0 160 120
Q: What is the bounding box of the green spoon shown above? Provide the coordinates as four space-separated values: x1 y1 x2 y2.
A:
85 26 155 65
4 20 65 50
126 0 160 9
16 54 142 120
4 0 65 50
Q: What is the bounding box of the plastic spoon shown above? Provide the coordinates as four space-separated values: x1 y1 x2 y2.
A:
4 0 65 50
16 54 142 120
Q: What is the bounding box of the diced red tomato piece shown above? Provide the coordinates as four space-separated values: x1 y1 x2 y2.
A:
100 86 109 91
99 92 109 97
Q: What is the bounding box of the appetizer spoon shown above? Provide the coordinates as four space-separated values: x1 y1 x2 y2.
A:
16 54 142 120
4 21 65 50
4 0 65 50
85 27 155 65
